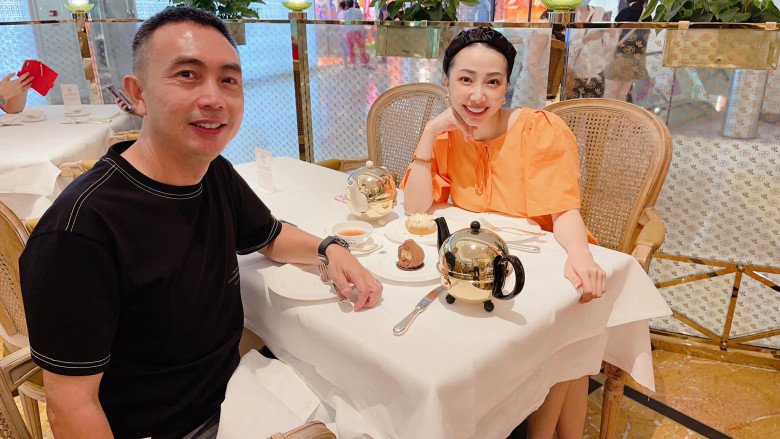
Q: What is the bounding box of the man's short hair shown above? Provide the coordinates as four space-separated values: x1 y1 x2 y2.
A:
132 6 237 74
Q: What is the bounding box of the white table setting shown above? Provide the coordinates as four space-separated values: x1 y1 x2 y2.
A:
0 104 137 219
227 157 672 438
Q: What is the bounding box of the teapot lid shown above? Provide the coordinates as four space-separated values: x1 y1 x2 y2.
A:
438 221 509 280
348 160 391 181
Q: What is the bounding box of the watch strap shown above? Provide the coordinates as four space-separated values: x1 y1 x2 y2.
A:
317 236 349 264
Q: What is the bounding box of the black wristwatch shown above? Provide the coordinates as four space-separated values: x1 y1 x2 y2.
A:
317 236 350 265
0 96 5 106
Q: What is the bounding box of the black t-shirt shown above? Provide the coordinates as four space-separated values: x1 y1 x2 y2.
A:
20 142 282 438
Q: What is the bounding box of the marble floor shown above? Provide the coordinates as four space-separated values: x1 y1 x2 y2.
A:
15 348 779 438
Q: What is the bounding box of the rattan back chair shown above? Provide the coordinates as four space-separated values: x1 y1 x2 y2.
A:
366 83 448 177
546 98 672 258
0 203 45 439
546 98 672 439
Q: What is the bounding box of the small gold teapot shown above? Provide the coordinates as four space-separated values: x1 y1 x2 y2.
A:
345 161 397 220
436 218 525 312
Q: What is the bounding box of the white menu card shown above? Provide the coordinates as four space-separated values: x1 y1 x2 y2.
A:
60 84 81 106
254 148 275 194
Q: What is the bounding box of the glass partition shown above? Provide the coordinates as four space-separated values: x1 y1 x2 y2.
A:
564 23 780 353
85 20 298 163
304 22 550 162
0 21 89 106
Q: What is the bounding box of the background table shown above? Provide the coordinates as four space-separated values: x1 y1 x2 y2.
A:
0 104 137 219
234 157 671 439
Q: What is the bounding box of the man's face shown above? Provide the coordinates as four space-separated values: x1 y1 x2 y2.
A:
133 22 243 160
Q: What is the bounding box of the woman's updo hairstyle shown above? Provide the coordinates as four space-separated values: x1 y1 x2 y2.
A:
442 27 517 80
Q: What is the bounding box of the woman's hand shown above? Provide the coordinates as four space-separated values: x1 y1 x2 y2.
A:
425 106 477 142
563 248 606 304
0 72 32 100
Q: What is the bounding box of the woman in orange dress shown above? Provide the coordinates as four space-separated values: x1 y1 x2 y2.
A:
402 27 606 439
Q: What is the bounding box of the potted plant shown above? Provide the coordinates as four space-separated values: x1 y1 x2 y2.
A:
369 0 480 58
641 0 780 69
171 0 263 45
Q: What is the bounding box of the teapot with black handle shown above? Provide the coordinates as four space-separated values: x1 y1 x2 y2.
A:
435 217 525 312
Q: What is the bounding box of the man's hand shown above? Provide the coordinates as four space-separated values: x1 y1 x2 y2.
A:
325 245 382 311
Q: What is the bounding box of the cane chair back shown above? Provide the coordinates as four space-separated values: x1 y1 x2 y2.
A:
0 203 45 439
545 98 672 254
107 129 140 146
0 347 38 439
367 83 448 177
0 202 29 350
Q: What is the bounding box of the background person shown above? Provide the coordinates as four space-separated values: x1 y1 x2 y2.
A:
0 71 32 114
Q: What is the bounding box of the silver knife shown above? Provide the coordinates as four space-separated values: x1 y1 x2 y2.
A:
393 285 445 336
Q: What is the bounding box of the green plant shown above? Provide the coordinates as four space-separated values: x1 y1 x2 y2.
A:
369 0 481 21
641 0 780 23
171 0 263 19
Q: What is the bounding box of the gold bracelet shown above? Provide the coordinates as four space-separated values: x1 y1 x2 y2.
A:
412 154 433 167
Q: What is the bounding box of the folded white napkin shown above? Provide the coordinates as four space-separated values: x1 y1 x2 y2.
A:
218 350 324 438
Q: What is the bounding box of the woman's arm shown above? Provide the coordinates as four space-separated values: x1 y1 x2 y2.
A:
403 107 474 214
552 209 606 303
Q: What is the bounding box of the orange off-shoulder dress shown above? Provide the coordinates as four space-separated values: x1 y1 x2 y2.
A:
402 108 595 242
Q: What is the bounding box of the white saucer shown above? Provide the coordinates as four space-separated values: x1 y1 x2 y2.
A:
266 263 338 301
21 114 47 122
64 110 90 117
350 236 383 256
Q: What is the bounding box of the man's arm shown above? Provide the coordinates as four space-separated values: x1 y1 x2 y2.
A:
260 223 382 310
43 371 113 438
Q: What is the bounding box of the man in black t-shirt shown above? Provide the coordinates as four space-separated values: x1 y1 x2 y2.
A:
19 7 382 439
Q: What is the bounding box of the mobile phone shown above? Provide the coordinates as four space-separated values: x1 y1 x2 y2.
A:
106 84 134 112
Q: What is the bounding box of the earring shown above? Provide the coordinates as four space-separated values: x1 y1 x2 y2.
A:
446 92 450 101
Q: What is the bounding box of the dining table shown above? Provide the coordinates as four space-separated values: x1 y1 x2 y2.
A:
0 104 138 219
232 157 672 439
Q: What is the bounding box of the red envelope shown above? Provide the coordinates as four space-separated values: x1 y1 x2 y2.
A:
17 59 58 96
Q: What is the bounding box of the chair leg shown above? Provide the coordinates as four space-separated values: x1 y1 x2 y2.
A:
599 362 625 439
20 394 43 439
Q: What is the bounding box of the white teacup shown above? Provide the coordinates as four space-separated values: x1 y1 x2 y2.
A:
332 220 373 248
23 110 44 121
65 105 86 115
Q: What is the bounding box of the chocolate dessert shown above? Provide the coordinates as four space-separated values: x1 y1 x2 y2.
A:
396 239 425 271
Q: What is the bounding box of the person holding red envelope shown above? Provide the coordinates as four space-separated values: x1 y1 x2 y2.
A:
0 71 32 114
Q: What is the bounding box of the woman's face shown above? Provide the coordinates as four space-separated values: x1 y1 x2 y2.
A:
445 44 509 129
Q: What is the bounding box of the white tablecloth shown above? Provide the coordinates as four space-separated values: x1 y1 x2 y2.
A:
0 105 137 219
233 157 672 439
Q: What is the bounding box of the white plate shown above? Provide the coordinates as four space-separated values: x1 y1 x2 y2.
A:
21 114 48 122
383 217 439 246
266 263 337 301
365 245 440 283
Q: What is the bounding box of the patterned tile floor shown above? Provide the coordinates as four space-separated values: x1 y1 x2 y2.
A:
17 348 778 438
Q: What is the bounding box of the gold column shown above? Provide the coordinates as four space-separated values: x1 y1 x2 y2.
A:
69 7 104 104
289 12 314 162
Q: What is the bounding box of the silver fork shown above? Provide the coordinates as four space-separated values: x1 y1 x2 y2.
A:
479 216 544 237
316 262 352 304
479 216 542 253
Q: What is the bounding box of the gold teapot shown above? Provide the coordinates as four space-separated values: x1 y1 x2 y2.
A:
346 161 397 220
435 218 525 312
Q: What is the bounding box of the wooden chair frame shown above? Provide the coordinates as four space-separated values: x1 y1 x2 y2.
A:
546 98 672 438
